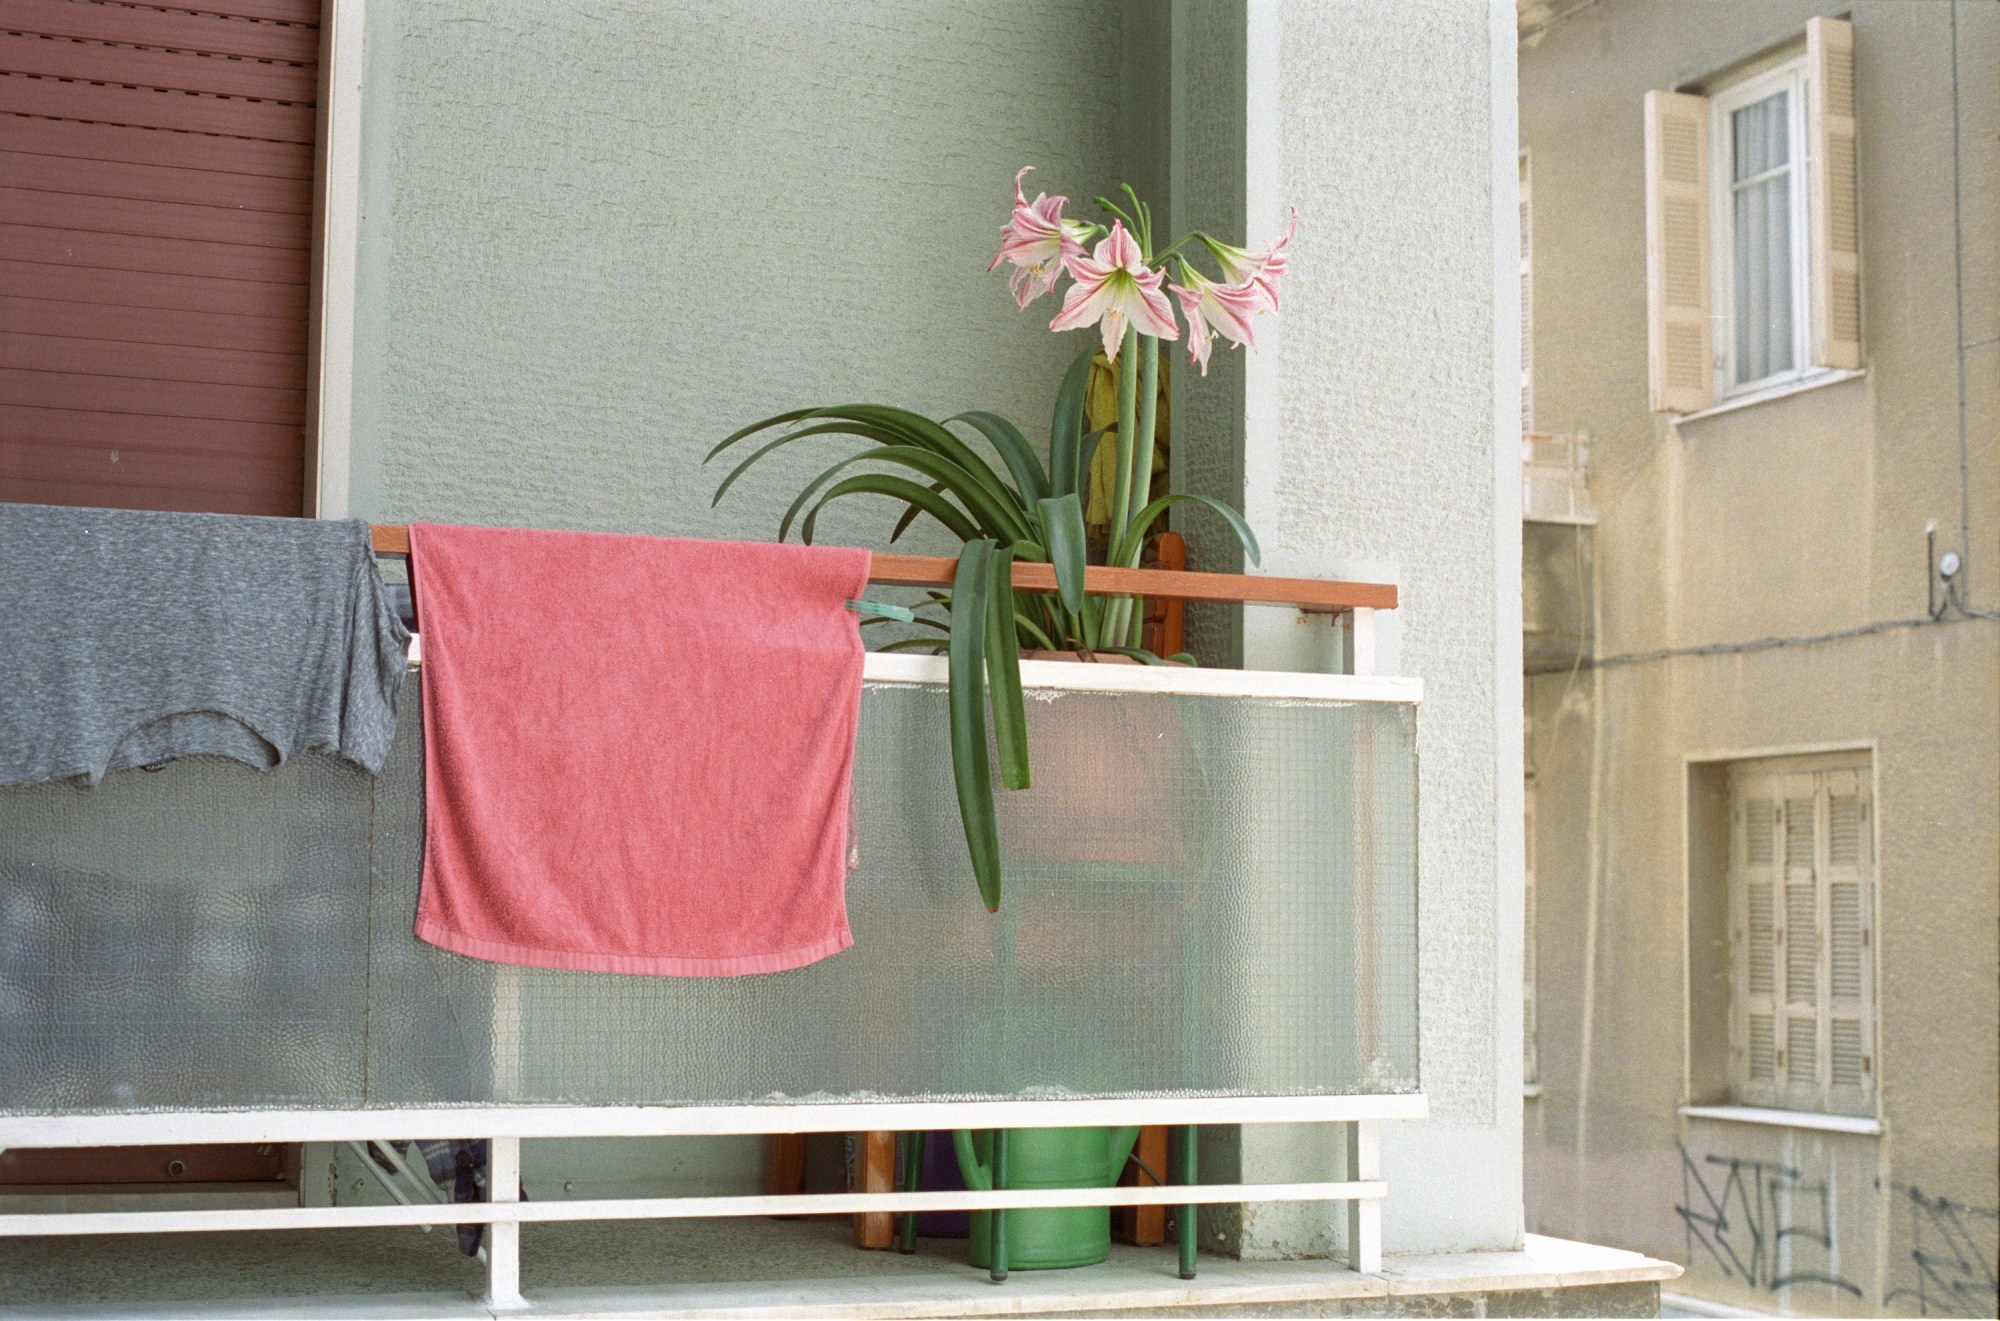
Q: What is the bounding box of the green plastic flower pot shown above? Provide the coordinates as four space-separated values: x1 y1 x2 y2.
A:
953 1125 1142 1270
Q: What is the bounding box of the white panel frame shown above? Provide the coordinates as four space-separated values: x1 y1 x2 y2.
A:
305 0 366 518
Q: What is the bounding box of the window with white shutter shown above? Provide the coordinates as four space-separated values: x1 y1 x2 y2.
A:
1645 18 1862 413
1729 755 1875 1116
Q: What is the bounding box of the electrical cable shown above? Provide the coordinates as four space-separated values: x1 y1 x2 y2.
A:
1582 611 1991 671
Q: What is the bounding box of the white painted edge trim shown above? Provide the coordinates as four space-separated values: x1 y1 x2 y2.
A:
404 640 1422 703
1521 1083 1543 1099
308 0 364 518
863 650 1422 704
1672 367 1864 426
0 1094 1430 1148
0 1182 1389 1238
1678 1104 1882 1136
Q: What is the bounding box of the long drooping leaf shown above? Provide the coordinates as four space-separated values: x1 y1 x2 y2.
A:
798 446 1032 546
1011 610 1058 652
709 418 908 507
800 475 980 545
827 405 1016 511
705 405 823 463
1048 348 1094 500
889 483 947 542
950 541 1002 912
1113 493 1263 569
875 638 950 654
1098 646 1167 665
783 447 960 543
948 411 1047 507
1038 493 1088 616
985 547 1029 793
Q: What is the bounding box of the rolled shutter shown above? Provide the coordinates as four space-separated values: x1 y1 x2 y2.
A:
1644 91 1712 414
0 1 321 516
1808 16 1862 370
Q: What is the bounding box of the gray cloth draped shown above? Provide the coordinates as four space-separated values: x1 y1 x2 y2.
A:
0 503 408 786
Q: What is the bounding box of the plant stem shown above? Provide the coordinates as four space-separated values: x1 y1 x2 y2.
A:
1123 334 1160 647
1103 324 1141 646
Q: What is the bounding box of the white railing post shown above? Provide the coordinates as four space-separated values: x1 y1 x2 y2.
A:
485 1136 524 1309
1340 607 1377 676
1346 1119 1381 1273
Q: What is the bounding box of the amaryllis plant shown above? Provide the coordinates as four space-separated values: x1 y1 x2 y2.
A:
707 171 1289 912
995 169 1289 647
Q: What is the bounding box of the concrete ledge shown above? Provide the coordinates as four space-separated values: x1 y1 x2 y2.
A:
0 1223 1679 1320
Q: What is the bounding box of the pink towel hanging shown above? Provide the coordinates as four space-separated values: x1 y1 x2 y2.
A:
408 523 870 976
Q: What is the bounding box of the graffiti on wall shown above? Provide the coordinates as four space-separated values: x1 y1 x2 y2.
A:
1676 1145 1863 1297
1882 1181 1999 1318
1676 1145 1999 1316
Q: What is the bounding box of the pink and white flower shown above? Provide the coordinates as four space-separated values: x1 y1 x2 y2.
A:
1205 207 1298 313
988 167 1090 308
1047 221 1179 361
1168 268 1265 375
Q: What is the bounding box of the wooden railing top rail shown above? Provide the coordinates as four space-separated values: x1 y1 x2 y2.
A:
368 526 1396 614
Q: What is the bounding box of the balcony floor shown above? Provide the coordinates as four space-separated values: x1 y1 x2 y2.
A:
0 1216 1675 1319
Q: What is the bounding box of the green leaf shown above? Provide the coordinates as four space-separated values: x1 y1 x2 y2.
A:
1010 539 1048 562
705 405 823 464
710 419 907 510
874 638 950 654
801 475 980 545
1038 493 1088 616
985 546 1029 793
1012 610 1058 653
948 411 1047 507
1112 493 1263 569
950 541 1003 912
825 405 1017 511
801 448 1031 545
1166 652 1198 667
890 485 946 543
1098 646 1167 665
1048 348 1094 500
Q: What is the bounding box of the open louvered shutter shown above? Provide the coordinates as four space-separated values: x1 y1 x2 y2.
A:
1644 90 1712 414
1735 787 1782 1100
0 0 320 515
1808 16 1862 370
1778 775 1821 1104
1823 768 1874 1111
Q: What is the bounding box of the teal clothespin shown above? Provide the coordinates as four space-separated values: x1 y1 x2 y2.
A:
846 599 915 624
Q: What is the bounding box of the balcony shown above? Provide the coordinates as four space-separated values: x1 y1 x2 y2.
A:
0 623 1431 1313
1523 434 1596 673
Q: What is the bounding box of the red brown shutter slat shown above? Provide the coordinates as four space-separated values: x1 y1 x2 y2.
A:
1 403 299 455
0 115 312 176
0 75 314 141
0 332 306 390
0 30 316 101
5 0 320 63
0 223 309 283
0 188 314 249
0 260 309 320
1 0 320 518
0 150 315 213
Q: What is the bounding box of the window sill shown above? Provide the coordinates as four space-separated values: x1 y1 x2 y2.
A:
1679 1104 1881 1136
1523 1083 1543 1099
1672 367 1865 425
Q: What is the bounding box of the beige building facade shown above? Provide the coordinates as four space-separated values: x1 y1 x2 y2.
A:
1517 1 1997 1316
